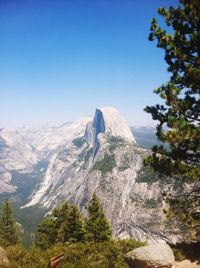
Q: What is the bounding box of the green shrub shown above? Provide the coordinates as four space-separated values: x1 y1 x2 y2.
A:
7 245 48 268
145 198 158 209
7 244 27 268
56 242 129 268
109 136 125 144
93 154 116 174
114 238 146 254
119 155 132 171
108 136 125 152
136 166 171 184
7 239 145 268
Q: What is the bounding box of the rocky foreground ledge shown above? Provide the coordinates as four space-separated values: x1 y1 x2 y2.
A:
125 243 200 268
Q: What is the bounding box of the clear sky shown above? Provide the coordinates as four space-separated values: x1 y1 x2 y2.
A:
0 0 178 128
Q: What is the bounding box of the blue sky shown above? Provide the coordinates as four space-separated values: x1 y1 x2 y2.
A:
0 0 178 128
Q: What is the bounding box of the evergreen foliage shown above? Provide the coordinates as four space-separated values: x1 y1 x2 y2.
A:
36 217 57 249
0 199 19 247
13 205 47 247
145 0 200 239
53 201 69 235
0 198 145 267
36 201 69 248
93 153 116 174
86 193 112 242
7 239 146 268
37 194 111 247
57 205 86 243
37 201 86 247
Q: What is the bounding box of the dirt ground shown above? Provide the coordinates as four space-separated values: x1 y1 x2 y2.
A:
174 260 200 268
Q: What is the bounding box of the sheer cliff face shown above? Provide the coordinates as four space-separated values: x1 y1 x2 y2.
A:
0 107 178 242
85 107 135 147
92 107 135 143
23 107 175 243
25 107 137 206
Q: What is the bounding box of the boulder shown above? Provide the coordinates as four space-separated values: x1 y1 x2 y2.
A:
125 243 175 268
0 247 9 268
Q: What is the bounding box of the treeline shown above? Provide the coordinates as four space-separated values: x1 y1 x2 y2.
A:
0 199 19 247
0 194 145 268
36 193 111 248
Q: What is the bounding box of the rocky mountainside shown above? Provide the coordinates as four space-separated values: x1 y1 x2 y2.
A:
22 107 176 243
0 117 91 203
0 129 40 194
18 117 92 157
0 107 179 243
24 107 137 207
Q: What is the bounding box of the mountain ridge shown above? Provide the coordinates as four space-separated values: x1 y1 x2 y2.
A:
0 107 180 243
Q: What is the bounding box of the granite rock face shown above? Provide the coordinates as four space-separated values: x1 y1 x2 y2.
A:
23 107 177 243
125 243 175 268
0 129 40 194
0 107 181 243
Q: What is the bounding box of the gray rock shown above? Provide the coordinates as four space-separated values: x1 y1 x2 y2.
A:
0 247 10 268
125 243 175 268
22 107 178 243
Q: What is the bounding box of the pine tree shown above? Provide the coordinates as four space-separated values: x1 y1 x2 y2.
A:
57 205 86 243
53 201 69 232
36 201 86 246
36 201 69 248
144 0 200 239
0 199 19 247
36 217 57 249
86 193 112 242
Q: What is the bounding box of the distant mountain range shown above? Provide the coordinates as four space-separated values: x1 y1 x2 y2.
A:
0 107 181 243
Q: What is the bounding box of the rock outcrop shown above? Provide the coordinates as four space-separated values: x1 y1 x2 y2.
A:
125 243 175 268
